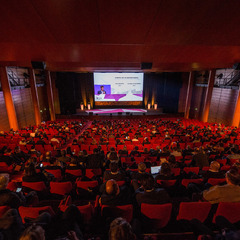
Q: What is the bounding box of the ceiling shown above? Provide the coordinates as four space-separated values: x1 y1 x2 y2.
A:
1 0 240 72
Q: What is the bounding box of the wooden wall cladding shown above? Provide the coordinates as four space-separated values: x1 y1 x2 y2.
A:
0 92 10 131
12 88 35 128
208 88 238 126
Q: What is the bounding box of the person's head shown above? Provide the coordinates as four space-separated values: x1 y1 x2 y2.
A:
61 150 66 157
142 174 154 191
110 162 118 173
20 224 45 240
110 147 115 152
24 163 36 177
138 162 146 173
101 86 104 91
168 155 176 164
45 151 52 160
209 161 220 172
160 162 172 176
0 174 9 190
109 152 118 161
226 169 240 185
109 217 136 240
14 146 21 153
134 146 139 151
105 179 120 196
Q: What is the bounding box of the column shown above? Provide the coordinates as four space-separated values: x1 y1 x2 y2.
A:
184 72 194 119
201 69 216 122
0 66 19 130
29 68 41 126
46 70 56 121
232 89 240 127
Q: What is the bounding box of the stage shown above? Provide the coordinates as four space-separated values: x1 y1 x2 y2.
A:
75 108 163 116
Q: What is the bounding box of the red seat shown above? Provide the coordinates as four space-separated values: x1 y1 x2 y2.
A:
22 181 47 192
85 169 102 179
45 169 62 181
216 159 227 165
213 202 240 224
77 204 93 224
134 156 145 163
76 180 98 191
141 203 172 229
177 202 212 223
181 179 203 188
220 165 231 171
183 167 199 175
202 167 210 171
116 181 125 187
101 205 133 222
19 206 55 223
65 169 82 177
0 162 13 173
0 206 10 217
156 180 177 187
50 182 72 195
207 178 226 186
171 168 181 176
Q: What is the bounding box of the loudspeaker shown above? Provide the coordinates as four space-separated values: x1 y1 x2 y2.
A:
141 62 152 69
233 63 240 70
31 61 46 70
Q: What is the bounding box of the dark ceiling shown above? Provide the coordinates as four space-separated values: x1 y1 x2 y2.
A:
1 0 240 72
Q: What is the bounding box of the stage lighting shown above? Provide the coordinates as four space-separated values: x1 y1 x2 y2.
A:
147 103 151 109
154 103 157 110
87 103 91 110
80 103 84 111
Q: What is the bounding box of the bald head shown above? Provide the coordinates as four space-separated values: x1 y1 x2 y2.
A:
105 179 119 196
0 174 9 190
210 161 220 172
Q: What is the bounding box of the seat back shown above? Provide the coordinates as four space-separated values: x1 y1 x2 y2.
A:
177 202 211 223
181 179 203 188
77 204 93 224
85 168 102 179
65 169 82 177
45 169 62 180
156 180 176 187
101 205 133 222
22 181 46 192
0 206 10 217
141 203 172 229
183 167 199 175
213 202 240 224
171 168 181 176
50 182 72 195
207 178 226 186
19 206 55 223
76 180 98 190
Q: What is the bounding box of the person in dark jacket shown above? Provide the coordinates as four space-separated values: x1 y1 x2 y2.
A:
135 174 170 206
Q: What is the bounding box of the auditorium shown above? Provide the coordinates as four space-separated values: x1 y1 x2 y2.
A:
1 1 240 240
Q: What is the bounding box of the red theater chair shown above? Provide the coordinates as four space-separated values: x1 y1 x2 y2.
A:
183 167 200 175
156 180 177 187
101 205 133 223
177 202 212 223
0 162 13 173
50 182 72 195
76 180 98 191
141 203 172 229
207 178 226 186
19 206 55 223
0 206 10 217
85 168 102 179
65 169 82 177
77 204 94 224
22 181 47 192
171 168 181 176
213 202 240 224
45 169 62 181
181 179 203 188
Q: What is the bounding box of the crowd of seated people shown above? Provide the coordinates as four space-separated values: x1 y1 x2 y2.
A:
1 118 240 239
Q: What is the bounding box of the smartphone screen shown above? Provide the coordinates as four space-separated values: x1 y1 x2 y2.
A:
16 188 22 192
